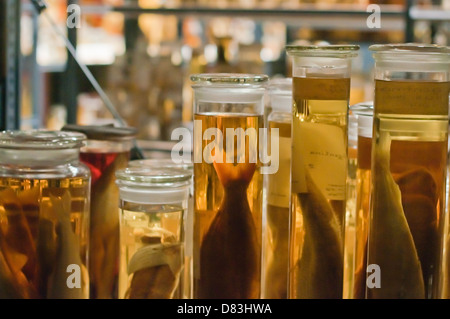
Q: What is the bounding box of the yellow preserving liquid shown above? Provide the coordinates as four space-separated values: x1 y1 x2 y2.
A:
368 80 450 299
0 176 90 299
118 202 184 299
343 146 357 299
263 120 291 299
352 135 371 299
193 113 263 299
290 77 349 299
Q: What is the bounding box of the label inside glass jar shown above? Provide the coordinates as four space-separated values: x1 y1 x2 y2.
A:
375 80 450 115
292 122 346 200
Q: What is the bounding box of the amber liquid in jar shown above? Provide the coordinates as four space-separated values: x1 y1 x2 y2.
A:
368 80 450 299
193 113 263 299
352 135 371 299
0 176 90 299
290 77 349 299
119 201 184 299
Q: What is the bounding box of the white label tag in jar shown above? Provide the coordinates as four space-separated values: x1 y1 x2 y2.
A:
127 243 182 276
292 122 347 200
267 136 291 208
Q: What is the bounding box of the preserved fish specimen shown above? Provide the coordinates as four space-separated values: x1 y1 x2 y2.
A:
119 205 184 299
368 132 425 298
367 45 450 299
62 124 136 299
290 77 350 299
116 167 190 299
194 114 263 299
0 178 90 299
81 151 129 299
286 44 358 300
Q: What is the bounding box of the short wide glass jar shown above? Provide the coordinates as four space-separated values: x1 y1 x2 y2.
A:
0 130 91 299
115 167 192 299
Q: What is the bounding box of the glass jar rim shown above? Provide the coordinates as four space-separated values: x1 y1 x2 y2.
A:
61 124 137 141
350 101 374 117
115 167 192 188
128 158 193 171
286 44 360 57
0 130 86 150
369 43 450 54
190 73 269 87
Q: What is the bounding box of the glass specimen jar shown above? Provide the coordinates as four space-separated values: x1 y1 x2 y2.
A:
191 73 268 299
348 102 373 299
342 101 359 299
367 44 450 299
62 124 136 299
286 44 359 299
128 158 194 299
116 167 191 299
0 130 90 299
262 77 292 299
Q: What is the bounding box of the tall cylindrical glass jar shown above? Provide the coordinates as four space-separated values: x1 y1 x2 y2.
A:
262 77 292 299
62 124 136 299
0 130 90 299
116 167 191 299
349 102 373 299
191 73 268 299
286 44 359 299
367 44 450 299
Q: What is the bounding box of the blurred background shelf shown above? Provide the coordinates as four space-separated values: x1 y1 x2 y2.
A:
2 0 449 140
409 4 450 20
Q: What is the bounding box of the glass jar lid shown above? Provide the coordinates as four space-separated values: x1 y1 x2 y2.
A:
286 44 360 58
116 167 192 189
190 73 269 87
0 130 86 150
61 124 137 141
369 43 450 65
369 43 450 54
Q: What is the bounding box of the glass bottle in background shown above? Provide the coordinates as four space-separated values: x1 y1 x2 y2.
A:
0 130 90 299
62 124 136 299
286 44 359 299
348 102 373 299
191 73 268 299
367 44 450 299
262 77 292 299
128 158 194 299
116 167 191 299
